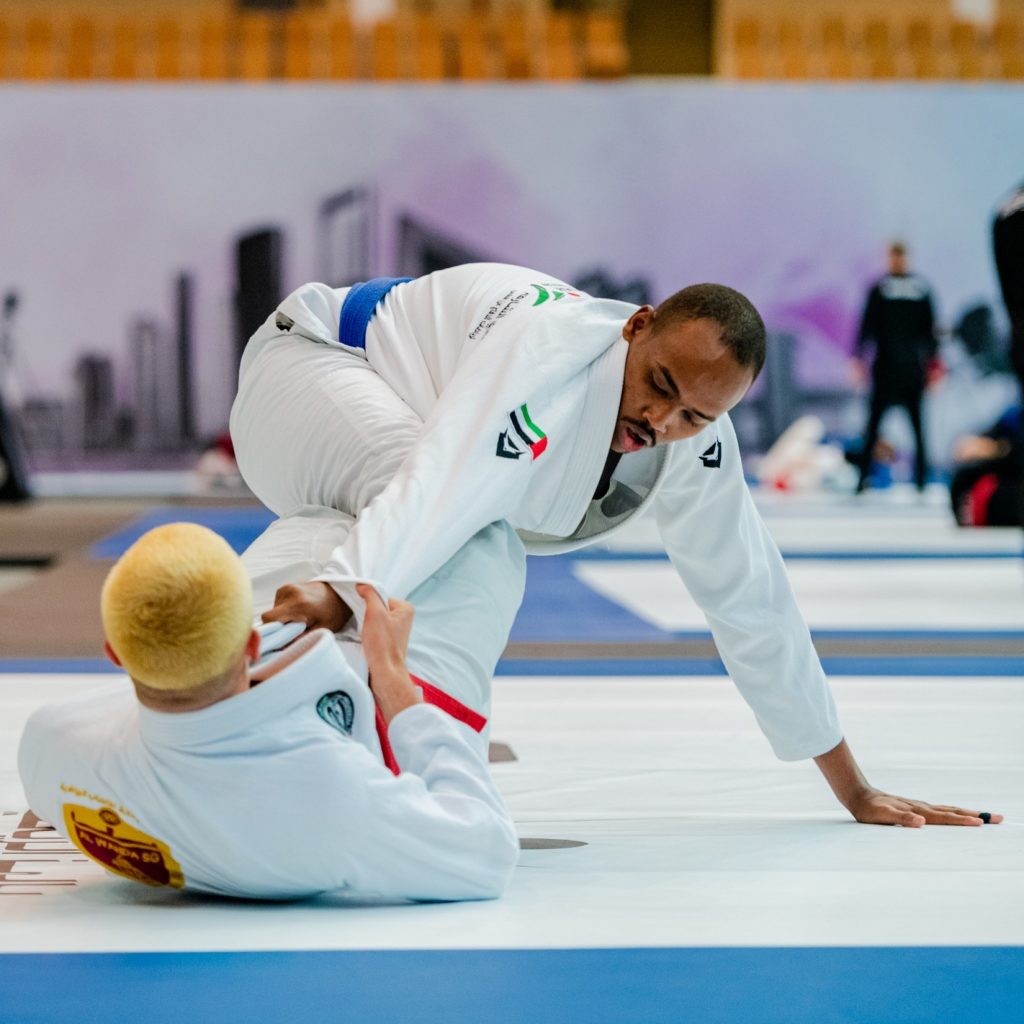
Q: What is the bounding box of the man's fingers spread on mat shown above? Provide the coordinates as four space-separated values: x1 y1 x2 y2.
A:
919 809 982 826
930 805 1003 824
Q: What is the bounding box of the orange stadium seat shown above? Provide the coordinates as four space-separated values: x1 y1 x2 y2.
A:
456 16 492 79
994 16 1024 78
110 19 139 79
906 15 947 78
863 18 899 78
820 16 857 78
778 18 811 79
283 13 315 79
66 16 98 80
22 16 56 80
500 15 534 79
154 18 183 81
198 15 230 80
238 14 273 80
583 10 628 78
371 21 399 79
412 14 445 80
949 19 981 78
733 16 761 50
545 12 581 79
327 16 355 79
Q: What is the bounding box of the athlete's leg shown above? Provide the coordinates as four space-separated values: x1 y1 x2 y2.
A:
857 382 890 492
230 334 422 517
904 388 928 491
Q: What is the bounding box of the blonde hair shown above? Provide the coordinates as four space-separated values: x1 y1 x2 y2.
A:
101 523 253 693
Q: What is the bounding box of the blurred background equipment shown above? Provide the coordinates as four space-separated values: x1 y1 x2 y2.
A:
0 291 32 502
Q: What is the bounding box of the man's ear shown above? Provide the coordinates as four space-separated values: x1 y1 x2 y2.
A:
103 641 122 668
245 628 261 662
622 304 655 343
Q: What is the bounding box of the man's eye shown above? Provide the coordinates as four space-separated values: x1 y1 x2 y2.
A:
682 411 695 425
650 374 669 396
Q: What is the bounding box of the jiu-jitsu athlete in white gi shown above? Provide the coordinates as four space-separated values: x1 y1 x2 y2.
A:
17 517 524 900
230 262 1001 830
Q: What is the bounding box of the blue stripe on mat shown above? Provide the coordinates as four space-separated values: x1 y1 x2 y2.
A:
0 659 113 673
91 507 276 558
0 947 1020 1024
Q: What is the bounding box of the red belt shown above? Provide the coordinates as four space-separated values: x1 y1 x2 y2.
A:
374 674 487 775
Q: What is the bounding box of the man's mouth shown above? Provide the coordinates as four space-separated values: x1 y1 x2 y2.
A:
622 422 653 451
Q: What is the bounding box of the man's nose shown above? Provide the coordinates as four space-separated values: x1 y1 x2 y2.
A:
648 403 672 434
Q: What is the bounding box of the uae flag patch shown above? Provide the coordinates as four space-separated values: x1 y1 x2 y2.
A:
496 404 548 461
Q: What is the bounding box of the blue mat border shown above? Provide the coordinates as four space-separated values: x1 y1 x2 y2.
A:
2 656 1022 676
0 947 1020 1024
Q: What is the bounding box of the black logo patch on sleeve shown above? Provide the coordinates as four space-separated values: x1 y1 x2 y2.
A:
699 439 722 468
316 691 355 735
275 312 295 332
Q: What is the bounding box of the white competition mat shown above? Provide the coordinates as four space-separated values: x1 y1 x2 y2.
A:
2 671 1021 952
600 494 1023 558
574 558 1024 633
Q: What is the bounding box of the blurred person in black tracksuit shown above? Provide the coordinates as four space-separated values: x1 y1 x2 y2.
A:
851 242 939 493
993 181 1024 397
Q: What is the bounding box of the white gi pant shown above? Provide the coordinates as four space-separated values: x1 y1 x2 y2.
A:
230 322 422 518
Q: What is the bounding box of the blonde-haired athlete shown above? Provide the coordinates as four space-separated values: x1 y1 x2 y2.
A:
100 523 256 708
18 517 524 901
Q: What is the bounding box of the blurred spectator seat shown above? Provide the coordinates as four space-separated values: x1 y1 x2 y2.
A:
238 13 273 80
283 12 314 79
994 15 1024 77
731 16 765 78
154 18 183 81
863 18 899 79
906 16 945 79
109 19 139 79
545 11 582 79
820 16 857 78
950 19 989 79
584 10 628 78
66 16 97 80
328 16 356 79
778 18 811 79
501 16 534 79
371 20 399 79
197 15 230 80
456 16 492 79
23 16 56 80
411 14 445 79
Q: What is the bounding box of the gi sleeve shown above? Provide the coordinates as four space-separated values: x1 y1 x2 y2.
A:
323 704 519 901
313 296 598 623
654 414 843 761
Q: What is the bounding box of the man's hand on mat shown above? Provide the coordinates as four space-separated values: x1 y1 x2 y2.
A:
846 788 1003 828
261 581 352 633
357 583 421 724
814 738 1002 827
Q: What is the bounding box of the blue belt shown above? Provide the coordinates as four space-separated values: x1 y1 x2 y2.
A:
338 277 412 351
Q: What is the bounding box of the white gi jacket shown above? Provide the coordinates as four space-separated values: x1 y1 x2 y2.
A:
18 626 519 902
235 263 842 762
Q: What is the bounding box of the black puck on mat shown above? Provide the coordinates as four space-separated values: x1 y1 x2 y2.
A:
979 812 992 824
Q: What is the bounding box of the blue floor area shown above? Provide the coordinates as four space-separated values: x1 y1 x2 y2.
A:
86 507 1024 647
4 656 1024 676
0 947 1021 1024
91 507 276 559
